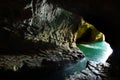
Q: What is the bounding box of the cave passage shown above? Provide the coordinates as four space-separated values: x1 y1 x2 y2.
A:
77 41 113 63
0 0 116 80
62 41 113 77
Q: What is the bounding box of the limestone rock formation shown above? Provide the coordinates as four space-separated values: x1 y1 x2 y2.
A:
0 0 115 80
76 19 105 43
0 0 85 70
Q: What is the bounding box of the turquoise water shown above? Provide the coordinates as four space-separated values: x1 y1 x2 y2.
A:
78 41 113 63
63 41 113 76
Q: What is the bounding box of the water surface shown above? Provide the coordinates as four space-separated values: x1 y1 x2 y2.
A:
63 41 113 76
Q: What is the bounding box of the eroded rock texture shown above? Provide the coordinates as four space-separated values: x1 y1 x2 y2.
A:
65 61 110 80
0 0 85 70
0 0 117 80
0 0 81 51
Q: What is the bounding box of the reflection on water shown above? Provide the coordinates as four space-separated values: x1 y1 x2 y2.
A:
78 41 113 63
46 41 113 80
63 58 87 76
63 41 113 77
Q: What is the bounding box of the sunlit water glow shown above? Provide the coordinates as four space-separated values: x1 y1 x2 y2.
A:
48 41 113 80
63 41 113 77
79 41 113 63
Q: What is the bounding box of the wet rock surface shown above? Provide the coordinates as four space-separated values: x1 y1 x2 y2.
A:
65 61 110 80
0 0 119 80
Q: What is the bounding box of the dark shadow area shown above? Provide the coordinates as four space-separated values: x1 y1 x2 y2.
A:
0 0 120 79
0 60 78 80
0 66 64 80
49 0 120 79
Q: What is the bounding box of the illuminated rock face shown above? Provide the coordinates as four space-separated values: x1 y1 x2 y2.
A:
0 0 105 51
0 0 107 70
0 0 82 51
76 19 105 43
27 0 81 48
0 0 115 80
0 0 84 70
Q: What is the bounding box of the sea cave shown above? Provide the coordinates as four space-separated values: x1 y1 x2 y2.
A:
0 0 120 80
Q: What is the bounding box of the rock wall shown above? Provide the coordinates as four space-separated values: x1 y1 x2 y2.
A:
66 61 110 80
0 0 85 70
0 0 119 80
0 0 82 52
